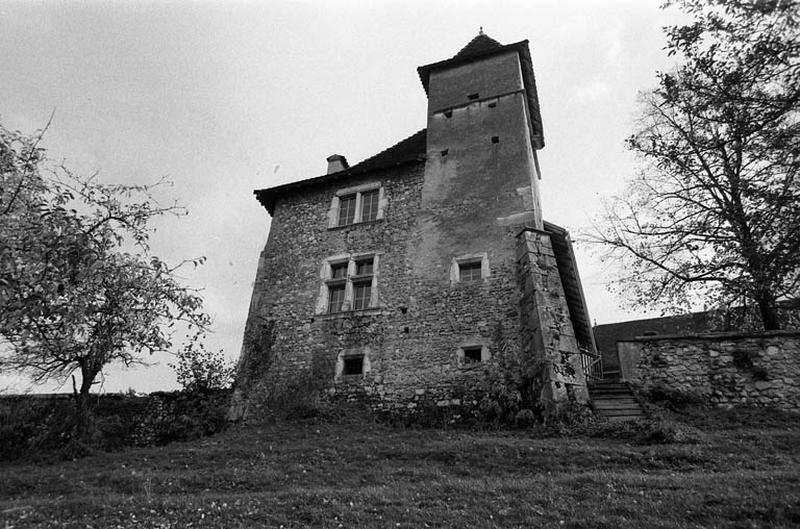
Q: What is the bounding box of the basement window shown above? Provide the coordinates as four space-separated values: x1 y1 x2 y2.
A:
335 347 371 381
463 347 482 364
343 355 364 376
459 344 490 366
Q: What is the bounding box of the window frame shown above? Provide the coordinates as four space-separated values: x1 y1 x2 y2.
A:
328 183 386 228
450 252 490 284
317 253 380 314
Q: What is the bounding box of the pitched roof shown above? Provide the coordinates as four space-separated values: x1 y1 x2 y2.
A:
452 33 504 60
255 129 427 215
416 33 544 150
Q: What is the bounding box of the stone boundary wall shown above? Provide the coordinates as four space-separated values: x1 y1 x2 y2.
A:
617 331 800 411
0 390 231 448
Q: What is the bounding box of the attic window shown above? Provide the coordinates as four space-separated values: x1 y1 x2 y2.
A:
467 93 479 101
491 136 500 144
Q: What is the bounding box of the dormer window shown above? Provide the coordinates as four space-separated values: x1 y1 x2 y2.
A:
328 183 385 228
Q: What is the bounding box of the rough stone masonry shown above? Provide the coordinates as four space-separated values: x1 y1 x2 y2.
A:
230 33 596 421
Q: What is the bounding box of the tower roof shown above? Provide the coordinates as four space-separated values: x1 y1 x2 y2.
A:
417 33 545 150
451 32 504 60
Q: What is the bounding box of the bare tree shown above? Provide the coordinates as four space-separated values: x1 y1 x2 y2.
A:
593 0 800 329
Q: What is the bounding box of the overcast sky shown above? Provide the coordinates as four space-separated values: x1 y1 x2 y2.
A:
0 0 684 393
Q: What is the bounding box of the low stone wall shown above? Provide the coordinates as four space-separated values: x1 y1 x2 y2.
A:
617 331 800 411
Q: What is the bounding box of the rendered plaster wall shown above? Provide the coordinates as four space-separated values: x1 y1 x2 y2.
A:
618 331 800 411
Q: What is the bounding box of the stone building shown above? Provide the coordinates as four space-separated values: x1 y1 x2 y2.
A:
231 33 598 420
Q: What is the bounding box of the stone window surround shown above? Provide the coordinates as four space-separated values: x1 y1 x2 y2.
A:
315 252 381 315
457 343 491 367
327 182 386 228
334 346 372 382
449 252 490 284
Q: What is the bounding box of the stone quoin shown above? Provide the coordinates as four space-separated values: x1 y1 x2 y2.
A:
230 33 597 420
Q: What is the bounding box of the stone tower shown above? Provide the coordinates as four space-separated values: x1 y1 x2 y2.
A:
231 33 595 421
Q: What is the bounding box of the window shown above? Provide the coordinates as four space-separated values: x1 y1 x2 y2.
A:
318 254 380 314
338 194 357 225
463 347 482 364
335 346 372 381
343 355 364 376
459 262 483 282
360 190 379 222
459 344 489 366
328 184 385 228
450 253 489 284
327 283 346 313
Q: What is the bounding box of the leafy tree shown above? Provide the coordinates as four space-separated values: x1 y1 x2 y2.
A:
0 120 210 435
594 0 800 329
170 333 235 393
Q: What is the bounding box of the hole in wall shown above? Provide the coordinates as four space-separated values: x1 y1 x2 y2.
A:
488 102 497 108
444 110 453 118
400 306 408 314
491 136 500 144
467 93 479 100
440 149 448 157
404 327 410 333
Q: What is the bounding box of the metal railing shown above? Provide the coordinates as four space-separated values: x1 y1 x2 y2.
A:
579 346 603 383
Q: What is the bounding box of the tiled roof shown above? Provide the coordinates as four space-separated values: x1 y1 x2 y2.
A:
255 129 427 215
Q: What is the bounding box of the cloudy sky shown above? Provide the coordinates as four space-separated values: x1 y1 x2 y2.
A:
0 0 683 393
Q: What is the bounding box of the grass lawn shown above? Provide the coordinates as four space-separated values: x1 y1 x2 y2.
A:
1 407 798 528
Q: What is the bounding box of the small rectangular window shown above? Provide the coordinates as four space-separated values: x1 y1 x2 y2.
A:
343 356 364 376
468 93 479 100
361 190 379 222
352 281 372 310
338 194 357 226
327 283 346 313
459 262 483 282
463 347 482 364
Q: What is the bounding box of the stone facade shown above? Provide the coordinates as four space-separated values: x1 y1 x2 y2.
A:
232 33 594 420
618 331 800 411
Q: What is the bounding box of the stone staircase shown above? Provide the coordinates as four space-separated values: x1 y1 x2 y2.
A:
588 374 644 421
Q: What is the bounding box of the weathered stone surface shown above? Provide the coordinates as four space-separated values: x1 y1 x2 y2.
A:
618 331 800 412
231 34 592 421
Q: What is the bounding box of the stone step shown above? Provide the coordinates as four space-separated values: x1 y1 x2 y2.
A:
593 399 638 408
606 415 643 421
590 393 637 399
596 408 644 417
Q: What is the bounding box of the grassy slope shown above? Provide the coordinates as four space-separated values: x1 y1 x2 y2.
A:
1 409 799 529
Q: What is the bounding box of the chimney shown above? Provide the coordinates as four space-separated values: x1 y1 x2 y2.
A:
326 154 349 174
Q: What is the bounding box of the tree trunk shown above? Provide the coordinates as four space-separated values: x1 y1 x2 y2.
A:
72 366 96 441
757 291 780 331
